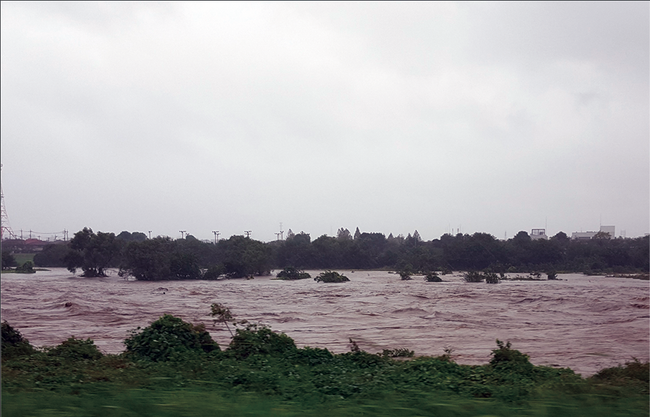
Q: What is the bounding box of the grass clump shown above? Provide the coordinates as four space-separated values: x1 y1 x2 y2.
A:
276 266 311 280
315 270 349 283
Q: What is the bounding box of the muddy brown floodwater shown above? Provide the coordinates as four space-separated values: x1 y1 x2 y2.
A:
1 268 648 376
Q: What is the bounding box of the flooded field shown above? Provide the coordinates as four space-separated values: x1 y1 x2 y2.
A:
2 268 648 376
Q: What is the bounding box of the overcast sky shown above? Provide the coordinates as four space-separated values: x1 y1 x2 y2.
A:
2 2 648 242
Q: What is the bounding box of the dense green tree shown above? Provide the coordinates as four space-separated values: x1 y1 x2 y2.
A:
2 251 18 270
119 237 175 280
221 235 272 277
65 228 120 277
33 243 70 267
337 228 352 241
312 235 341 268
276 232 315 268
170 253 201 279
116 231 147 242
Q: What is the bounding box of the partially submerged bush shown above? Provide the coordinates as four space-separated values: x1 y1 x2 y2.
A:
464 271 499 283
425 271 442 282
203 264 225 280
47 337 103 360
276 266 311 280
398 266 413 280
484 272 499 284
15 261 35 274
124 314 219 361
463 271 484 283
315 270 349 283
547 270 558 280
1 321 35 359
227 323 296 359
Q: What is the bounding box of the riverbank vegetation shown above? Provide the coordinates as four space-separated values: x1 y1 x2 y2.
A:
10 227 648 279
2 314 648 417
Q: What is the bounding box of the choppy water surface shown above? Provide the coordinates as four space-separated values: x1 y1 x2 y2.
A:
2 268 648 376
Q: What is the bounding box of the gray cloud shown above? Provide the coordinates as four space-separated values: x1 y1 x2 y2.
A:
1 2 647 241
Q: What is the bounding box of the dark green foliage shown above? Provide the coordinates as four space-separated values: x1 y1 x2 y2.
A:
2 251 18 270
65 226 649 282
65 227 119 277
124 314 219 361
484 272 499 284
381 348 414 358
425 271 443 282
398 265 413 280
2 319 648 416
169 252 201 279
590 358 649 391
490 340 532 368
463 271 484 282
115 231 147 242
14 261 35 273
119 237 174 280
33 243 69 267
227 323 296 359
276 266 311 280
46 337 103 361
221 235 273 278
290 346 334 365
315 270 350 283
210 303 235 337
1 321 34 359
203 264 225 280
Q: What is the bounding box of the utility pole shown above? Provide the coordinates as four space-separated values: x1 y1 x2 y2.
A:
180 230 186 239
275 232 280 241
244 231 252 238
212 230 219 244
279 222 284 240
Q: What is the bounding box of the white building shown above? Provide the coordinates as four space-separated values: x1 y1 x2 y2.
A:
571 225 616 240
531 229 548 240
599 225 615 238
571 231 598 240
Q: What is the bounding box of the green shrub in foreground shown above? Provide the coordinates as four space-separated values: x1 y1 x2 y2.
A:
1 321 35 360
227 323 296 359
124 314 219 361
46 337 103 360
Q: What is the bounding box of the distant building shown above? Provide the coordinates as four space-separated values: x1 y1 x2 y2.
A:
571 225 616 240
571 231 598 240
599 225 615 238
531 229 548 240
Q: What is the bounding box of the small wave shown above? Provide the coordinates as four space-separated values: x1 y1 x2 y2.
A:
277 317 305 323
392 307 429 315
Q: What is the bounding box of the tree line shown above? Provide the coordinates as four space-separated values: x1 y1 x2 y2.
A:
21 227 650 279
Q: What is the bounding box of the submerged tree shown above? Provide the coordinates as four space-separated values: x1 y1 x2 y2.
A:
65 228 119 277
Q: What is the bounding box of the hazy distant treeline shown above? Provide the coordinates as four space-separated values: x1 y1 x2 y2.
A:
27 227 649 279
